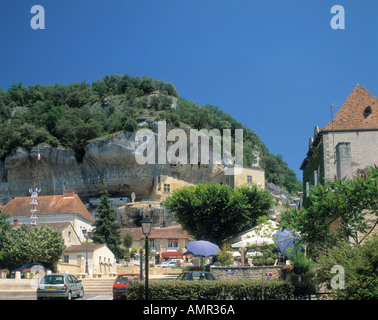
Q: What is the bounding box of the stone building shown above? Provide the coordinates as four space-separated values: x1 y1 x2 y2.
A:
116 200 177 228
211 166 265 189
150 175 195 202
3 190 95 242
300 84 378 197
120 225 194 263
300 84 377 242
62 244 117 277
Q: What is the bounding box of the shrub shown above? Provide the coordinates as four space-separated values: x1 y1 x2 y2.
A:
291 251 314 274
315 236 378 300
127 280 294 300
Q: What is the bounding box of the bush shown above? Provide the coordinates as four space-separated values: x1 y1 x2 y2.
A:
127 280 294 300
315 236 378 300
291 251 314 274
290 274 316 299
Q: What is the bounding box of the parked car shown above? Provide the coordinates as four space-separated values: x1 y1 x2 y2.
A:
176 271 217 281
37 273 84 300
169 259 184 265
156 261 177 268
113 273 140 300
11 263 49 279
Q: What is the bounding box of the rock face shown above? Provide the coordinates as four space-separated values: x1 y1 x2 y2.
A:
0 122 223 204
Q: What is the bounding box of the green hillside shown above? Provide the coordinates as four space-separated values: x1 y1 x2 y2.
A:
0 74 301 194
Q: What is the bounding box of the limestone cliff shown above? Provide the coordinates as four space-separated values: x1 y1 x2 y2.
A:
0 121 223 204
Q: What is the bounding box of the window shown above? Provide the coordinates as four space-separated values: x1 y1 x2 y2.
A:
63 255 69 263
247 175 252 183
168 239 178 250
314 170 318 187
363 106 372 118
150 239 155 250
164 184 170 193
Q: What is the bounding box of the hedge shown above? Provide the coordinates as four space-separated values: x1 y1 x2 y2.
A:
127 280 295 300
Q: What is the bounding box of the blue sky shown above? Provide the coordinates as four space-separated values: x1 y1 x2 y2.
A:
1 0 377 180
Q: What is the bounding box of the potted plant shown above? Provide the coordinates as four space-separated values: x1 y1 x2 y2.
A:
290 251 316 298
0 269 10 279
281 264 294 281
22 267 33 279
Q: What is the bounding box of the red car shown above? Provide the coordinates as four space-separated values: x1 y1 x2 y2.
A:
113 273 140 300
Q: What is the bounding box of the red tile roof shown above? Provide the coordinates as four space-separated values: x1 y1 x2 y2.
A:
3 191 95 222
120 225 194 241
321 84 378 132
64 244 106 252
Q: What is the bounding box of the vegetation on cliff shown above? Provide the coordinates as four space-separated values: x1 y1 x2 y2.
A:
0 74 301 194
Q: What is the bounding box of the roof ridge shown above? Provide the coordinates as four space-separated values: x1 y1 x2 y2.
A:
321 84 378 132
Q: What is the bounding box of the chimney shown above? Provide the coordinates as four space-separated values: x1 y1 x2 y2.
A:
63 190 75 198
13 219 19 228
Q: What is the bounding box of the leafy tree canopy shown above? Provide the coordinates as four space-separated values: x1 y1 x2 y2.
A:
0 224 65 270
281 166 378 256
162 182 273 245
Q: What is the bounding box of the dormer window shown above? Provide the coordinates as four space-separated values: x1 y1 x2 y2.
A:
363 106 372 118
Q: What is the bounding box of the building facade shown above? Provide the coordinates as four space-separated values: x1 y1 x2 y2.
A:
300 84 378 205
121 225 194 263
3 190 95 242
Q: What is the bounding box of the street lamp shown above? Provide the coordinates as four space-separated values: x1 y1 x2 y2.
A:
82 227 92 275
141 215 152 300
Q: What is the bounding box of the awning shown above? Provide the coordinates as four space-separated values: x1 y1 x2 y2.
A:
162 252 183 259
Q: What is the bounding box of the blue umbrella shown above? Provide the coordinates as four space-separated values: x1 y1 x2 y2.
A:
273 229 303 258
183 240 220 257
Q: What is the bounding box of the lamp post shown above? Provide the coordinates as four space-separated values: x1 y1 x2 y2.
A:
141 215 152 300
82 227 92 275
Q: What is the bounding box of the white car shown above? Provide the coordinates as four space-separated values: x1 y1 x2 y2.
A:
169 259 184 264
157 261 177 268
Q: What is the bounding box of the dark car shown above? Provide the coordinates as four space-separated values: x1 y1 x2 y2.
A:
176 271 217 281
11 263 49 278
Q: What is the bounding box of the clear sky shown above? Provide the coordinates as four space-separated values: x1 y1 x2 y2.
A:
1 0 377 180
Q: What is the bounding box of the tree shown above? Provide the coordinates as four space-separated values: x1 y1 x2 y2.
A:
0 225 65 270
315 236 378 300
281 166 378 256
162 182 273 245
216 244 233 266
0 209 12 266
123 118 138 132
123 231 134 255
91 186 123 259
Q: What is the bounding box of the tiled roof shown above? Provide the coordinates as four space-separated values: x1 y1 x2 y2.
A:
64 244 106 252
3 191 95 222
120 225 194 241
24 221 73 231
321 84 378 132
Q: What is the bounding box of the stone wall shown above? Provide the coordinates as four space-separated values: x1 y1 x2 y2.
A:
322 131 378 181
54 262 81 275
116 266 182 276
210 266 283 281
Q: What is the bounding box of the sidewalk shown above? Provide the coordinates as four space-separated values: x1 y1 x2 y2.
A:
0 274 178 299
